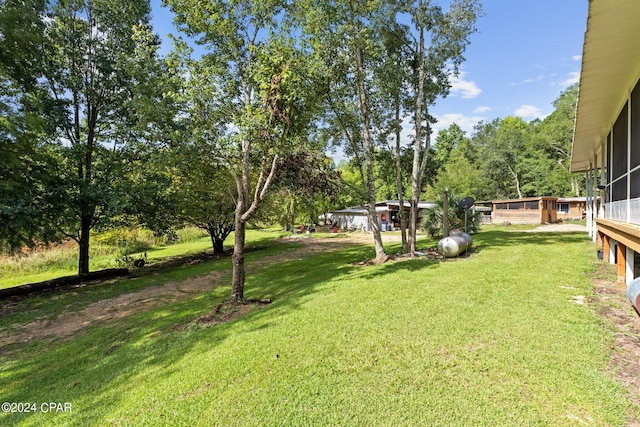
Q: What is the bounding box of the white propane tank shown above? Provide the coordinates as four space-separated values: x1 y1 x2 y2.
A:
437 230 473 258
437 236 469 257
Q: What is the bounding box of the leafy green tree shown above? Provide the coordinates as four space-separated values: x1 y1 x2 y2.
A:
34 0 157 274
0 0 60 250
525 84 579 196
268 152 339 229
298 0 397 262
432 123 467 169
375 19 413 251
427 145 488 200
476 116 530 199
167 0 322 303
174 149 236 254
427 124 489 200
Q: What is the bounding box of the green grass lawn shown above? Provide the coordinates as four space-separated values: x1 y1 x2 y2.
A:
0 228 637 426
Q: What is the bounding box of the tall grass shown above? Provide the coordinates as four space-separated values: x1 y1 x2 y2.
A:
0 226 211 288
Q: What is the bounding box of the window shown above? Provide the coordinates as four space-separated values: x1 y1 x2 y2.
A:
525 201 538 209
495 203 507 210
509 202 524 210
558 203 570 214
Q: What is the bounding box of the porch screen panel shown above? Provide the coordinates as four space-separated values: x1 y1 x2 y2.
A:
613 102 628 180
607 131 612 183
632 80 640 168
612 176 627 202
631 169 640 199
606 131 612 203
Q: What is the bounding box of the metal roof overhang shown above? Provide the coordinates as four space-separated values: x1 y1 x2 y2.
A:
571 0 640 172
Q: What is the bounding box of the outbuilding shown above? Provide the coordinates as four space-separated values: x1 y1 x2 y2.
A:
331 200 436 232
492 197 558 225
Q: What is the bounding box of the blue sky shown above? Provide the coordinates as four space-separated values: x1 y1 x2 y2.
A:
149 0 588 139
429 1 587 136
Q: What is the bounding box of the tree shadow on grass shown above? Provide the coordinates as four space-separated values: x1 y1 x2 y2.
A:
0 228 593 425
0 242 375 425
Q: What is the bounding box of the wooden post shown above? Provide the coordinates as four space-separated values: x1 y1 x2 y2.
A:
443 188 449 238
617 242 627 283
602 234 610 263
626 246 635 285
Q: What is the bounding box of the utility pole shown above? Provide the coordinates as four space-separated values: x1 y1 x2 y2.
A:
443 187 449 237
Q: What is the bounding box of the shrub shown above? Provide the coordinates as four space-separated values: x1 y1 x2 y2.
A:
422 192 480 238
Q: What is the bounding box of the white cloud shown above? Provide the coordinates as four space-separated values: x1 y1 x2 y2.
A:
434 113 486 135
474 106 491 114
523 74 545 84
510 74 547 86
450 72 482 99
394 111 487 146
572 55 582 62
560 71 580 87
514 105 544 119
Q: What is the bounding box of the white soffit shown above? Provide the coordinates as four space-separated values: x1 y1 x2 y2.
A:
571 0 640 172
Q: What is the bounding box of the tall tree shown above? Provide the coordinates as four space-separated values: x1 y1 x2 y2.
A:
526 83 579 196
432 123 467 169
167 0 320 303
405 0 481 256
300 0 397 262
175 150 236 255
20 0 156 273
427 124 488 200
485 116 530 198
377 20 412 252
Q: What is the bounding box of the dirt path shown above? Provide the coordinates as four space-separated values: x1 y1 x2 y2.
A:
0 237 353 349
590 270 640 425
0 270 227 348
523 223 587 232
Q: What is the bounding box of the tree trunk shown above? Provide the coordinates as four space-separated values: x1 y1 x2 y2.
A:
409 25 426 257
211 233 224 255
78 214 91 275
394 95 408 253
507 164 523 199
354 44 385 261
231 133 250 304
230 213 246 304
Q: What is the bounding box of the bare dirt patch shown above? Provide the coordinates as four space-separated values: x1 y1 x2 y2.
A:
590 263 640 424
523 223 587 232
0 270 226 348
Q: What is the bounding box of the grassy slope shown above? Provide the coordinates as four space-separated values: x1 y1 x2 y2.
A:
0 230 284 289
0 229 635 426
